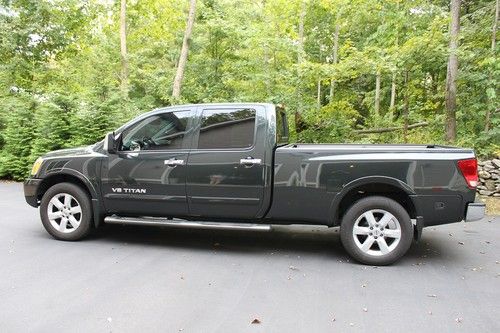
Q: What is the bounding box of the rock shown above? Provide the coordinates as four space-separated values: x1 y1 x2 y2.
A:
485 180 496 191
493 193 500 197
479 190 493 196
492 159 500 168
484 164 494 170
479 170 491 179
478 161 486 166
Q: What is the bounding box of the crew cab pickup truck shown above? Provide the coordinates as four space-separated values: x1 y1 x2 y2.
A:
24 103 485 265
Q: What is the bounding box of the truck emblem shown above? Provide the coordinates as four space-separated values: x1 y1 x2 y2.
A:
112 187 146 194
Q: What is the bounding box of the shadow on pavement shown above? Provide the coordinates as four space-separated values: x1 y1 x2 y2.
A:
77 223 452 265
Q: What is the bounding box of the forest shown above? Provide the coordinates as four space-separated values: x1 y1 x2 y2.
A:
0 0 498 180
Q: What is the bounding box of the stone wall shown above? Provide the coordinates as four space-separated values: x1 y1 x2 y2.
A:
478 159 500 197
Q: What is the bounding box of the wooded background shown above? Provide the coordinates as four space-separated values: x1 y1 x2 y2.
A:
0 0 498 180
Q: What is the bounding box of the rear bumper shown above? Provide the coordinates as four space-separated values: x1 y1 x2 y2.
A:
465 202 485 222
24 178 42 207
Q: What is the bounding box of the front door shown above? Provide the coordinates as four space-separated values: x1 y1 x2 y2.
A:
186 106 268 219
101 109 195 217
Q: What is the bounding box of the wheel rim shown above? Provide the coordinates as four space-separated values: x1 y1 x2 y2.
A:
47 193 82 234
352 209 402 257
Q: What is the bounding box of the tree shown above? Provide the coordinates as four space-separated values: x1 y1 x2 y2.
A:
172 0 197 100
485 0 499 131
445 0 461 143
120 0 129 96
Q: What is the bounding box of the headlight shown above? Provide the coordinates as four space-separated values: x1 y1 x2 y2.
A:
31 158 43 176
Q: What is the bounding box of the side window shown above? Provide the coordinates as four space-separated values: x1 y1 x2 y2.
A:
198 108 256 149
121 111 192 151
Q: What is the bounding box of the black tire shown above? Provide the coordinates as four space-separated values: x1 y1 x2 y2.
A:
340 196 413 265
40 182 93 241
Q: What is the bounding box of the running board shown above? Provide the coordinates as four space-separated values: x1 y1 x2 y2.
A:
104 216 272 231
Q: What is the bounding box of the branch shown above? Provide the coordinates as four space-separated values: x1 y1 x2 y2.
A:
354 122 428 134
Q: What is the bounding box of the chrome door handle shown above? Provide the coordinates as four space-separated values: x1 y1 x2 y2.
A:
164 159 185 167
240 157 262 166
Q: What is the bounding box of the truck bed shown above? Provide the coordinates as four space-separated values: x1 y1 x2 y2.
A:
266 143 476 226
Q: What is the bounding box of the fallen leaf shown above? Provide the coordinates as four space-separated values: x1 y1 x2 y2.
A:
479 251 485 254
458 241 464 245
361 284 367 288
455 317 463 323
289 265 299 271
363 307 368 312
448 233 453 237
427 294 437 298
485 241 491 244
349 323 354 327
251 318 261 324
107 317 112 323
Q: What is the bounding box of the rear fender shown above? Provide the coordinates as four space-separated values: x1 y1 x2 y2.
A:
328 176 417 226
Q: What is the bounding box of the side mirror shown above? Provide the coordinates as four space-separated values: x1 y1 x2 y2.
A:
103 132 117 154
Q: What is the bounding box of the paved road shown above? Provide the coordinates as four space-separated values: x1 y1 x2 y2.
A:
0 182 499 332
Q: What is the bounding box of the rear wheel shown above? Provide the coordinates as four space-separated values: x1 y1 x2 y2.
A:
340 196 413 265
40 182 93 241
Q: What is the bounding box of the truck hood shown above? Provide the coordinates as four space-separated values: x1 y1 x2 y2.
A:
42 145 96 159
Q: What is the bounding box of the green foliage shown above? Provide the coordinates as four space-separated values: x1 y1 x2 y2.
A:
0 0 498 180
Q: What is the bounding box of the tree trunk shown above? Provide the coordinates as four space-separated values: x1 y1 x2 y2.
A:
119 0 128 96
295 0 306 133
390 72 396 111
403 70 409 143
172 0 197 100
329 21 340 102
317 79 321 110
375 70 381 116
389 33 398 114
445 0 461 143
485 0 499 131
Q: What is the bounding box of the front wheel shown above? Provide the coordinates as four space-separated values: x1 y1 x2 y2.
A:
340 196 413 265
40 182 93 241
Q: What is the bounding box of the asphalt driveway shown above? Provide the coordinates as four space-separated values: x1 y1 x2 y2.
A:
0 182 499 332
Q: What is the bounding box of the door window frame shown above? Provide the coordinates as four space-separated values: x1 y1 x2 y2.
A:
116 109 196 154
191 106 258 151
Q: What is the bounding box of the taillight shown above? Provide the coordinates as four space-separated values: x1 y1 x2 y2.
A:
457 158 478 189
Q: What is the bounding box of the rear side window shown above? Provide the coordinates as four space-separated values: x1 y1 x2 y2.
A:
197 108 256 149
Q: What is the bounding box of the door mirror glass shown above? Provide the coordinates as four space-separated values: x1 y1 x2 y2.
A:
103 132 117 154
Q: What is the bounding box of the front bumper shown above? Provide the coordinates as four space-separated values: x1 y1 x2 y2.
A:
465 202 486 222
24 178 43 207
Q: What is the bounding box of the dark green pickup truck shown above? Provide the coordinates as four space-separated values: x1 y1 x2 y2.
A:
24 103 485 265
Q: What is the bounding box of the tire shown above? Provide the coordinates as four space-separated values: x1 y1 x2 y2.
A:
40 182 93 241
340 196 413 265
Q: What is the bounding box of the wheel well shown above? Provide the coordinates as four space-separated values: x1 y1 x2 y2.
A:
336 183 417 225
37 174 92 203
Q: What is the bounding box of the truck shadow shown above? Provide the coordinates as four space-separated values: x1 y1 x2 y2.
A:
91 224 452 265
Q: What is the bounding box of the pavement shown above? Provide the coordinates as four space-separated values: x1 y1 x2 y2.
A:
0 182 499 332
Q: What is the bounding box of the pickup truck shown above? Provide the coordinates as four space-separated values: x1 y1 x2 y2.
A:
24 103 485 265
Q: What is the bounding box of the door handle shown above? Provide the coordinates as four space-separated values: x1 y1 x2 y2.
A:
164 159 185 167
240 157 262 167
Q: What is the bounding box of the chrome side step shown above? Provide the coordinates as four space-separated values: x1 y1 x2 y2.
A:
104 216 272 231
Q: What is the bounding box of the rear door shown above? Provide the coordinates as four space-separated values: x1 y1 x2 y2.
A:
186 105 268 219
